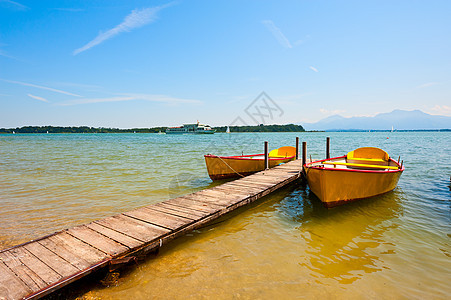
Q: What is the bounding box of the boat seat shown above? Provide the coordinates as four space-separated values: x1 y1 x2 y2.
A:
347 147 389 164
323 161 398 170
269 146 296 158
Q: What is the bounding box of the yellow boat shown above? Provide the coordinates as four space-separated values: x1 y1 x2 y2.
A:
304 147 404 208
205 146 296 180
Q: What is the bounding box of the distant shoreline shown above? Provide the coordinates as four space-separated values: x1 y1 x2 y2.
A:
0 124 306 134
0 125 449 134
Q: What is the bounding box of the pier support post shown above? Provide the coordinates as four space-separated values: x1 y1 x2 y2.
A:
326 137 330 159
296 137 299 160
264 141 269 169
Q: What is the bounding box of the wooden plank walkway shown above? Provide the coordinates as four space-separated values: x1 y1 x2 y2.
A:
0 160 302 300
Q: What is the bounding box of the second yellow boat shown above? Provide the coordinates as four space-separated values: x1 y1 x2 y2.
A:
205 146 296 180
304 147 404 208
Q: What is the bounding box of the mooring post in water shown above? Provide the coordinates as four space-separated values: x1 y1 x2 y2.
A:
264 141 269 169
326 137 330 159
296 137 299 160
302 141 307 165
302 141 307 176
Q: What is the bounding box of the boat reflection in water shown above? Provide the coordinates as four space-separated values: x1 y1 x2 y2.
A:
276 186 404 285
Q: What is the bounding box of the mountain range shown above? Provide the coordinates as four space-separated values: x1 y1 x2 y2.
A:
302 110 451 131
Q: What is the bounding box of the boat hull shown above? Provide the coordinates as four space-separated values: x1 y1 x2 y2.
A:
305 157 403 208
205 154 295 180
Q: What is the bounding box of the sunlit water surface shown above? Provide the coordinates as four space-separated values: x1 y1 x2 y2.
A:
0 132 449 299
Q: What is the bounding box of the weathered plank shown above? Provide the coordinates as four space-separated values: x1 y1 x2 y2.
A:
153 202 208 219
8 246 61 286
49 232 108 265
0 261 31 300
23 242 79 278
0 250 46 292
242 174 282 181
38 235 91 271
86 222 143 249
223 179 273 189
124 207 193 231
183 191 237 206
195 189 251 202
260 169 300 177
66 225 128 257
146 204 201 220
94 215 170 243
211 184 264 194
166 197 223 213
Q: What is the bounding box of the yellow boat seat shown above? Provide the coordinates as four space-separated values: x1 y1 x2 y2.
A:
347 147 389 164
269 146 296 158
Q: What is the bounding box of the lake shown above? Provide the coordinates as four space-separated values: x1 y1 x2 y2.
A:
0 132 449 299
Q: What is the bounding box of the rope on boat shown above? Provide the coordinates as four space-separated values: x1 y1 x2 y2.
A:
215 155 246 178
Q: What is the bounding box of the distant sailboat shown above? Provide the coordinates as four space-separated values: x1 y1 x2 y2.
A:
226 126 230 133
391 126 394 132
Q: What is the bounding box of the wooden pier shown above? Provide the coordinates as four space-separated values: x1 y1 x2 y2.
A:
0 159 303 300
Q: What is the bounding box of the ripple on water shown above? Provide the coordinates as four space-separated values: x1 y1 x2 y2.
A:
0 132 450 298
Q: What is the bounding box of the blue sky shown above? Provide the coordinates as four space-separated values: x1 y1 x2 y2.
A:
1 0 450 128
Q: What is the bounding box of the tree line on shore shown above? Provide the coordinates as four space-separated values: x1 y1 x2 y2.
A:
0 124 305 134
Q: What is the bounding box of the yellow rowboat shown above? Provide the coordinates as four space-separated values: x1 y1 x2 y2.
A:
304 147 404 208
205 146 296 180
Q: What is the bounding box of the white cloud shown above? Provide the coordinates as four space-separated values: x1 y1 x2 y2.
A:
73 3 173 55
27 94 49 102
58 93 202 106
1 79 82 97
416 82 439 89
309 66 319 72
430 105 451 116
262 20 292 49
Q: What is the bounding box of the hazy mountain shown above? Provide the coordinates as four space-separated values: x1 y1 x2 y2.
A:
302 110 451 131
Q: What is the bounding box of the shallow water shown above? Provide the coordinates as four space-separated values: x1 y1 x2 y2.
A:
0 132 450 298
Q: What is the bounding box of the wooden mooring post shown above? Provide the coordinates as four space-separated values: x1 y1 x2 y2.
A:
295 137 299 160
326 137 330 159
264 141 269 169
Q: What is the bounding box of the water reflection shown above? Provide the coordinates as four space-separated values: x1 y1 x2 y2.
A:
276 186 404 284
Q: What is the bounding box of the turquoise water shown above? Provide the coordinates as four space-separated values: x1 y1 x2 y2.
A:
0 132 450 298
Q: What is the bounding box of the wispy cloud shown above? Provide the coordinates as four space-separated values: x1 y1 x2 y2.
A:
0 0 28 10
1 79 82 97
27 94 49 102
416 82 439 89
73 3 174 55
0 44 19 60
0 49 14 59
309 66 319 72
262 20 292 49
430 105 451 116
320 108 345 115
58 93 202 106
